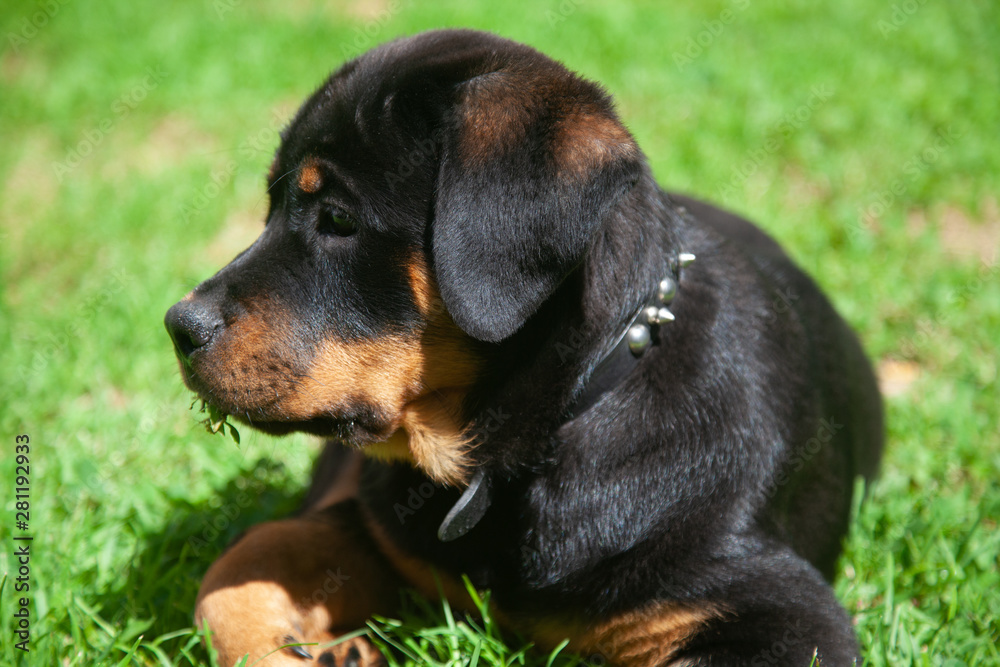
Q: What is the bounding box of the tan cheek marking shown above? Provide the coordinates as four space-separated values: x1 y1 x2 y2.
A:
197 259 483 485
334 258 478 486
395 300 484 485
297 157 323 193
279 335 423 424
202 299 420 423
530 602 720 667
191 305 302 413
278 302 482 486
553 110 638 179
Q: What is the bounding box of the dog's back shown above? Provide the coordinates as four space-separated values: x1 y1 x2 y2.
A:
673 192 884 579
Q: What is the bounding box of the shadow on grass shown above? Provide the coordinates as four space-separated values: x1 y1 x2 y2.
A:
87 458 593 667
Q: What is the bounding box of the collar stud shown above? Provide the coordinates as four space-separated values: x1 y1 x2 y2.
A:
627 323 652 355
658 276 678 304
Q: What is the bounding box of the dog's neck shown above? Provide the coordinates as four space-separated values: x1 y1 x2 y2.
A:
437 251 696 542
438 188 697 542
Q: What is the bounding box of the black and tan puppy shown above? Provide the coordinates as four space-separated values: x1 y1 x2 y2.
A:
165 29 883 667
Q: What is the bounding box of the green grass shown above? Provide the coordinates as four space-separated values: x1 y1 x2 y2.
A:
1 1 998 665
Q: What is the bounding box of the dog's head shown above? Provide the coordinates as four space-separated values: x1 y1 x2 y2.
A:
165 29 642 485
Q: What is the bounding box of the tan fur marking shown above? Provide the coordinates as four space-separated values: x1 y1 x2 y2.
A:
459 71 535 166
530 602 720 667
358 393 473 486
396 389 474 486
363 431 413 466
297 157 323 193
457 69 637 178
187 304 302 414
407 255 441 317
553 110 637 178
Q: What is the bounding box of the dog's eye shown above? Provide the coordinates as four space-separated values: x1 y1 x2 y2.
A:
317 208 358 237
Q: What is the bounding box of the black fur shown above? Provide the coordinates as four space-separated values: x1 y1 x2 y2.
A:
167 29 883 666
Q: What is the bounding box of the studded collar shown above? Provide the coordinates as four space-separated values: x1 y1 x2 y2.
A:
566 251 695 416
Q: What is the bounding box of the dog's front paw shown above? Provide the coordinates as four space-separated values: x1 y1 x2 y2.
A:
195 510 401 667
210 630 384 667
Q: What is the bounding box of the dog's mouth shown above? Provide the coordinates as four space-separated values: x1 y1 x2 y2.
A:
179 361 397 446
192 395 395 447
234 412 394 446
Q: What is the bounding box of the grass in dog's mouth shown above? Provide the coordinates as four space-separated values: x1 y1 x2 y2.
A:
190 398 241 446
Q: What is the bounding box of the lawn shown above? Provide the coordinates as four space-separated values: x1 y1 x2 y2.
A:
1 1 998 665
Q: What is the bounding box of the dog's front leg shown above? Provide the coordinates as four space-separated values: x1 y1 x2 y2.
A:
195 500 399 666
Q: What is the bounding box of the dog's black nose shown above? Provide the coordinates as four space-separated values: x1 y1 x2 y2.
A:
164 300 223 361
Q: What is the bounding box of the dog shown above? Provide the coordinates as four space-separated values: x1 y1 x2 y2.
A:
165 29 883 667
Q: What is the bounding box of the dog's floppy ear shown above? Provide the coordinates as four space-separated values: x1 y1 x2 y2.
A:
432 67 642 343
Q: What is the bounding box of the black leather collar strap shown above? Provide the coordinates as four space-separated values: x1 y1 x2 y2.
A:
567 307 646 416
436 253 695 542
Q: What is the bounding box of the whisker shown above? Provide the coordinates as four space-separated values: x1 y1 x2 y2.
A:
251 166 299 214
